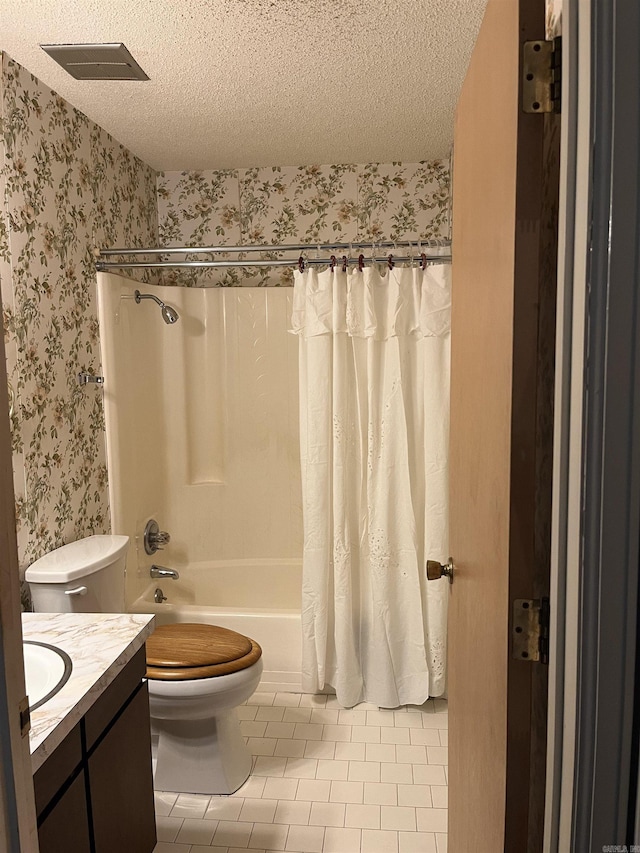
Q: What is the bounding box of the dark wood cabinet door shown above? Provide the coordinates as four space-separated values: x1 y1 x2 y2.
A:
88 683 157 853
37 771 91 853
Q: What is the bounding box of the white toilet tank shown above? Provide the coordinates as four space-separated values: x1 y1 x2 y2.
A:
25 535 129 613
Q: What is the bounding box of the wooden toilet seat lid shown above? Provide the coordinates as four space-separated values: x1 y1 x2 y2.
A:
145 623 262 680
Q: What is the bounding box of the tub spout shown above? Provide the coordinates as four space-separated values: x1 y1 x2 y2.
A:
150 565 179 580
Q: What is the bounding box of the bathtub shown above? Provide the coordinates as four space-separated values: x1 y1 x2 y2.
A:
130 558 303 693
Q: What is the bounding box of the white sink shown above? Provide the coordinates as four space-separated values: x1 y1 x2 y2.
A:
23 641 72 711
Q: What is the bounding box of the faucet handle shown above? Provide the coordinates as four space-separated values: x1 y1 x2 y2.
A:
143 519 171 555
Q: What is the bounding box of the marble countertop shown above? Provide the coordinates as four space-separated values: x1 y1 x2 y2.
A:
22 612 155 772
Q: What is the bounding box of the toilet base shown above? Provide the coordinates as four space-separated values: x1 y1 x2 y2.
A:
152 708 252 795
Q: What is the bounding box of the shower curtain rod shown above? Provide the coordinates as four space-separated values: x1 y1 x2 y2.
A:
96 239 452 271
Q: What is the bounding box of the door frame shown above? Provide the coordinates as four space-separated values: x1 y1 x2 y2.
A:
545 0 640 849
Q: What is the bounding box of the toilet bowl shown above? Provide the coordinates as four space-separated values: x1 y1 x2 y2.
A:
25 535 264 795
146 622 263 794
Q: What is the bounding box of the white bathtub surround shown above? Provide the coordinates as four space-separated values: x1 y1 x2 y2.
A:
22 612 155 770
153 692 448 853
150 658 264 795
292 264 451 708
131 559 303 693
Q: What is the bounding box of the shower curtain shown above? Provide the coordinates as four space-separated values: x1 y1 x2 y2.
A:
292 262 451 708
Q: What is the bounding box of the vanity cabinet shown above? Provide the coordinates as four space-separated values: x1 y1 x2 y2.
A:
33 646 156 853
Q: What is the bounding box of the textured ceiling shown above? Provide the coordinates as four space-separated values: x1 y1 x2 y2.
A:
1 0 487 170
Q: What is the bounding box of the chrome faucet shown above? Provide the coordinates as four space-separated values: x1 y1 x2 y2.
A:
143 519 171 554
150 565 179 580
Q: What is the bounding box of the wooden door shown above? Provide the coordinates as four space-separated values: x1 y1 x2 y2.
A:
447 0 558 850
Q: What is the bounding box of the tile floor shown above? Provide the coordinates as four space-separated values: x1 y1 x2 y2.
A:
153 692 448 853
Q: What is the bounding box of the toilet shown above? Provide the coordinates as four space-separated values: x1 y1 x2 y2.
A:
25 535 264 794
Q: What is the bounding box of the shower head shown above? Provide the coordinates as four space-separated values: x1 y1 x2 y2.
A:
134 289 179 324
161 304 179 325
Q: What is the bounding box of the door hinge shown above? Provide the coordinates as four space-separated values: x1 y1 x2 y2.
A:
523 36 562 114
512 597 550 664
19 696 30 737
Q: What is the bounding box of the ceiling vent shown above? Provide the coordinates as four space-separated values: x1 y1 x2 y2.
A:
40 43 149 81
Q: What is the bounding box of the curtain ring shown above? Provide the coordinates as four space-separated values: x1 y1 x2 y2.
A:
298 255 305 273
342 255 348 272
330 254 337 271
421 252 427 270
358 253 365 272
387 254 394 270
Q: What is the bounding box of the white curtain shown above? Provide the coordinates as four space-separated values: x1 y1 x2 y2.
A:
291 262 451 708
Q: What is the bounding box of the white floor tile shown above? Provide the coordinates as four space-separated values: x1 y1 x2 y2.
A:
154 791 178 817
348 760 381 782
322 724 352 742
364 782 398 806
323 826 362 853
323 696 343 710
310 708 340 725
298 694 327 708
439 730 448 746
249 692 276 706
409 728 441 746
170 793 211 818
361 828 399 853
309 801 347 827
296 778 331 802
152 843 192 853
189 847 229 853
175 817 217 845
284 757 319 779
426 747 448 766
293 722 324 741
329 780 364 804
265 721 297 739
238 704 260 721
274 798 313 824
242 720 269 737
249 822 289 850
283 707 313 723
205 797 244 820
416 808 448 833
239 797 279 822
366 710 396 727
381 805 417 831
334 741 366 761
156 816 183 843
397 784 432 808
234 775 267 799
365 743 396 763
345 803 381 830
381 727 410 745
394 712 424 728
396 745 428 765
276 738 307 758
421 714 447 729
286 824 325 852
399 830 437 853
248 737 278 756
412 765 447 786
274 692 302 707
263 777 300 800
212 819 255 847
431 786 448 808
337 708 367 726
436 831 448 852
352 725 381 743
254 756 289 777
316 759 349 781
257 706 286 722
434 700 448 714
304 740 336 759
380 763 413 784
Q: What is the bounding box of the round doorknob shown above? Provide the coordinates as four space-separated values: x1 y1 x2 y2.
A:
426 558 454 584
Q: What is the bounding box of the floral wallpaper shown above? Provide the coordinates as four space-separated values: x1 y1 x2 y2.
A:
157 159 450 287
0 54 158 572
